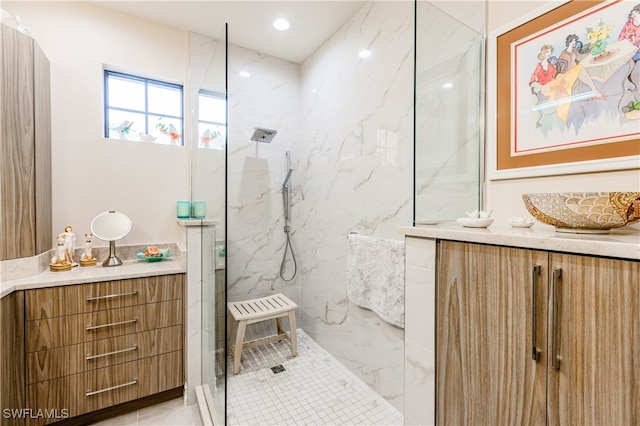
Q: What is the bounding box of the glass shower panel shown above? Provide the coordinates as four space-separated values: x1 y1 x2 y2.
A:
414 1 483 224
189 24 227 425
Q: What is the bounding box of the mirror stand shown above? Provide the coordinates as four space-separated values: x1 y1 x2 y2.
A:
90 211 132 267
103 240 123 266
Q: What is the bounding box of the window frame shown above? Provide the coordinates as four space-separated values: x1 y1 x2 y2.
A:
103 70 184 145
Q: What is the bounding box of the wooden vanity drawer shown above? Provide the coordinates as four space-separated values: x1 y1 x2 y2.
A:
84 334 139 370
82 279 138 312
84 360 140 413
136 325 183 358
25 275 185 320
83 275 184 312
26 314 84 352
83 306 138 342
26 374 86 425
137 351 183 397
84 300 182 342
26 345 84 384
27 361 140 425
25 285 83 320
133 299 183 332
134 274 184 305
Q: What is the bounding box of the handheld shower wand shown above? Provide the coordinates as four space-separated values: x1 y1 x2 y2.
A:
282 168 293 188
282 167 293 220
280 151 296 281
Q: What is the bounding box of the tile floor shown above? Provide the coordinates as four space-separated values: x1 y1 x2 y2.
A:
90 396 202 425
92 329 403 426
226 329 403 426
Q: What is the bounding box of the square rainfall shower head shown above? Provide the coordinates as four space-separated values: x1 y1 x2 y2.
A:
250 127 277 143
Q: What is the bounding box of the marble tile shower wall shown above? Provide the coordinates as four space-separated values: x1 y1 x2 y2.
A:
297 2 413 412
226 0 413 413
226 43 302 339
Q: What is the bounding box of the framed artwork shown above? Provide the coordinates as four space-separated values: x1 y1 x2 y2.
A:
487 0 640 179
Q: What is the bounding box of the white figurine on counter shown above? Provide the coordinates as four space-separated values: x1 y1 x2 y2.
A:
78 232 97 266
51 234 67 264
81 233 94 260
62 225 76 265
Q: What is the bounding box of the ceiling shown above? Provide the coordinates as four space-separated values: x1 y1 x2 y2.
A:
92 1 367 63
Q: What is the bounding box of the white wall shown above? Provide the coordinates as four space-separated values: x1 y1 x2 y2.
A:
485 1 640 225
2 2 191 248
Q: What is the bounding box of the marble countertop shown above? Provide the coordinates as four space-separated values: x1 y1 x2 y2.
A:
399 222 640 260
1 257 185 298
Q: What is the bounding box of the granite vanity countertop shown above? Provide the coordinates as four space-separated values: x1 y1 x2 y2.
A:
1 257 185 298
399 222 640 261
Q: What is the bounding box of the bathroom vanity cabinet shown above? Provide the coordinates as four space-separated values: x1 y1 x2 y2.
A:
437 240 640 425
1 273 185 426
0 24 52 261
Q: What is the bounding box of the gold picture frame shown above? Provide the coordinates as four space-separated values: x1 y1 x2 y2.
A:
488 0 640 179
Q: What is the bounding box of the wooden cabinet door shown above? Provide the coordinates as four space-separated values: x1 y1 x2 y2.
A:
547 254 640 425
33 39 51 256
0 25 36 260
437 241 548 425
0 26 51 260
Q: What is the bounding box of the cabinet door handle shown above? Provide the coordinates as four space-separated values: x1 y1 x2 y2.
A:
86 318 137 331
86 344 137 360
551 267 562 370
531 265 541 362
86 290 138 301
86 379 138 397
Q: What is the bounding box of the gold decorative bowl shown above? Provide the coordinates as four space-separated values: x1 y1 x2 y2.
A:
522 192 640 234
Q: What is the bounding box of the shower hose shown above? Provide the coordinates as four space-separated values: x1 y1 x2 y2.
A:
279 218 297 281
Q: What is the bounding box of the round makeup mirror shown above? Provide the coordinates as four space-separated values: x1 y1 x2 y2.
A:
90 211 132 266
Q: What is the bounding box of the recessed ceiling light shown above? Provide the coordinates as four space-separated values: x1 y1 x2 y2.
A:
273 18 290 31
358 49 372 59
442 82 453 89
239 71 251 78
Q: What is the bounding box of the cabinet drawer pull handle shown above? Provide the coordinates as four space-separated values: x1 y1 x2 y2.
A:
86 344 137 360
86 290 138 301
531 265 541 362
86 318 137 331
86 379 138 397
551 267 562 370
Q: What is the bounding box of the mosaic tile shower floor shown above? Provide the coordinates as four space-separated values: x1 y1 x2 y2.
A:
227 329 403 426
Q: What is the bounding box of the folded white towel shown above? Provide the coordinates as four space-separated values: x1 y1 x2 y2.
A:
346 234 405 328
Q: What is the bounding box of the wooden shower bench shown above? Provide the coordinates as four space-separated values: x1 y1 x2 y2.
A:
227 293 298 374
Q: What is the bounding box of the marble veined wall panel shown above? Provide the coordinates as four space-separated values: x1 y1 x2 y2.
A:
297 1 414 412
226 44 302 341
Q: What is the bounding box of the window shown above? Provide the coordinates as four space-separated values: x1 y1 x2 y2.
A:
197 89 226 150
104 70 184 145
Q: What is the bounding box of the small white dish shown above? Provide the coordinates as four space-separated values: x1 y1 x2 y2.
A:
508 217 535 228
465 209 493 219
456 217 494 228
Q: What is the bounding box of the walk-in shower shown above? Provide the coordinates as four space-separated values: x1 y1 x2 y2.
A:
280 151 297 281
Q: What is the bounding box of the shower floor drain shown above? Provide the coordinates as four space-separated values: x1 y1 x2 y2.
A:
270 365 286 374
